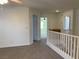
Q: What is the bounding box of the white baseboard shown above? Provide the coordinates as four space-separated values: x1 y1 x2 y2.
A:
0 43 31 48
47 41 73 59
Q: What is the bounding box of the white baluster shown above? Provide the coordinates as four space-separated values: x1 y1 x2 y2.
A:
68 36 70 55
63 34 65 52
58 34 60 48
61 34 63 51
73 37 76 59
76 38 79 59
66 35 68 53
49 31 79 59
70 36 73 57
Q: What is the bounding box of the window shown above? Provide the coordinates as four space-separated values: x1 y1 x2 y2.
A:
64 16 70 30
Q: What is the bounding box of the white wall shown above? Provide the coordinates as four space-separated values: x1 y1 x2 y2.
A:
29 8 40 41
67 9 79 36
0 7 31 48
41 10 74 34
74 9 79 35
29 10 59 40
40 13 59 29
58 10 74 34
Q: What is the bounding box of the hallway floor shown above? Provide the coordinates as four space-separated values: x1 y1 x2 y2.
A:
0 41 63 59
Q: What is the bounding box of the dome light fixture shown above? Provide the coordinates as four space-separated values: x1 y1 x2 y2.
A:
56 10 60 13
0 0 8 5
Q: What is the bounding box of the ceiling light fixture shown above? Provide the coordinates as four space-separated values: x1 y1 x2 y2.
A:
56 10 60 13
0 0 8 5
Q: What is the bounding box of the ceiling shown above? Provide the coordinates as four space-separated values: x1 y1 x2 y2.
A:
22 0 79 9
1 0 79 11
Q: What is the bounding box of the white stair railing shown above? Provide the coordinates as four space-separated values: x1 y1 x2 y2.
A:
48 31 79 59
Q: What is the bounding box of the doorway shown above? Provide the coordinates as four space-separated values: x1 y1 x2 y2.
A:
32 15 38 42
40 17 48 43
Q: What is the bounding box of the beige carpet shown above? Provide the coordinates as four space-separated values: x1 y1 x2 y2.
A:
0 42 63 59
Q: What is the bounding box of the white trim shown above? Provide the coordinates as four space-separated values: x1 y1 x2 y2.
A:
0 43 31 48
49 31 79 38
47 41 73 59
